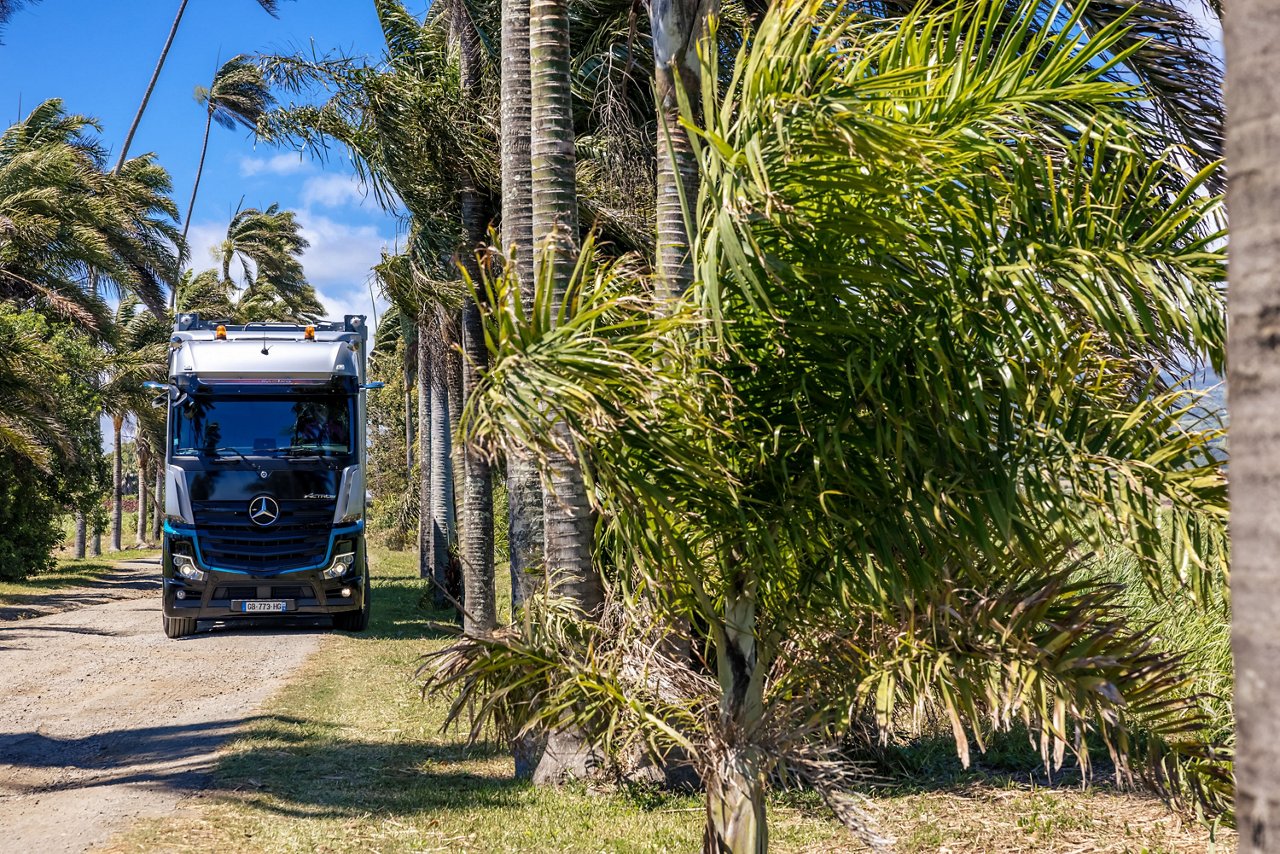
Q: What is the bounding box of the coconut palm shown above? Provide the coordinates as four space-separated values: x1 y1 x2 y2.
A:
182 55 276 250
427 0 1232 846
1224 0 1277 848
115 0 284 172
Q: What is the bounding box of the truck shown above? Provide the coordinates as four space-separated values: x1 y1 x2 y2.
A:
155 314 382 639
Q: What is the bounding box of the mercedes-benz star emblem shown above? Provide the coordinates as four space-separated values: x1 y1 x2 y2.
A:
249 495 280 527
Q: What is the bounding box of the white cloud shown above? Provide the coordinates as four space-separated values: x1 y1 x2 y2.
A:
301 173 368 209
183 221 226 273
297 212 389 289
238 153 312 177
297 212 393 334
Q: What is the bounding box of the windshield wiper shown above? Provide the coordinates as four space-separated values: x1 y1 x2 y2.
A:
281 447 341 458
210 446 254 464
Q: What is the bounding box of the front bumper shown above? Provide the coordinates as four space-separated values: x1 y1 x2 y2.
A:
162 569 365 620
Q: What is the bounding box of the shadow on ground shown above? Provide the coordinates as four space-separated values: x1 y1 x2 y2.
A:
0 559 161 621
0 715 312 796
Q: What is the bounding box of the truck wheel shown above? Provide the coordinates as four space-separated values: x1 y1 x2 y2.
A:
164 615 197 639
334 577 371 632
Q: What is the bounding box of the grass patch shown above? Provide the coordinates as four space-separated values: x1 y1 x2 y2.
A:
0 549 159 603
102 548 1232 853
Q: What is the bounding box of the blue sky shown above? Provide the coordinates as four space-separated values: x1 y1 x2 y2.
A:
0 0 431 331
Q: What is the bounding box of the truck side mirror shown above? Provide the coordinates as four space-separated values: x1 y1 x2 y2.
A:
143 381 168 391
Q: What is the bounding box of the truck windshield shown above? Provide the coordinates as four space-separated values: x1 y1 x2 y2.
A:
172 394 354 457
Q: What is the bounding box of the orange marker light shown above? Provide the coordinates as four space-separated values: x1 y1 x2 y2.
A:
304 325 315 340
215 325 227 340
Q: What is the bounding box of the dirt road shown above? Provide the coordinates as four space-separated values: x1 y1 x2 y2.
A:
0 558 325 854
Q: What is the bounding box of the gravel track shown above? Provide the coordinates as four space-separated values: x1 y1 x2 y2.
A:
0 559 324 853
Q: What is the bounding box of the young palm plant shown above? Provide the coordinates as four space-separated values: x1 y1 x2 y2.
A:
424 0 1231 848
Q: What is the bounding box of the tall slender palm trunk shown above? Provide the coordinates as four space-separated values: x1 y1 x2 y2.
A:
529 0 605 786
503 0 548 780
418 313 433 583
455 3 497 636
503 0 544 620
1226 3 1280 849
182 107 214 246
116 0 191 173
136 446 149 546
530 0 599 615
111 416 124 552
430 326 456 608
445 317 465 545
404 312 416 478
152 463 163 542
74 510 87 559
649 0 710 300
174 105 215 309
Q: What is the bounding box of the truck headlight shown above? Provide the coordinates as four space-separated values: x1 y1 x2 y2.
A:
322 552 355 580
173 553 206 582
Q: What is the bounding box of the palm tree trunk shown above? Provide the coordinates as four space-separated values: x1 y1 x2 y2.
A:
116 0 191 173
111 416 123 552
502 0 544 622
152 463 162 542
704 581 768 852
1225 4 1280 849
529 0 605 785
460 296 496 635
504 0 548 780
531 0 599 614
182 108 214 246
174 105 215 309
136 447 149 546
74 509 87 559
649 0 708 300
418 313 433 583
404 311 415 478
454 2 496 636
430 326 456 608
445 316 464 548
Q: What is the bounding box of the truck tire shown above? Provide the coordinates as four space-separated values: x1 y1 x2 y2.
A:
333 577 370 632
164 615 197 639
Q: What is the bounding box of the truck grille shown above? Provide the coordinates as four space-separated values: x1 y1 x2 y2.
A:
193 499 335 572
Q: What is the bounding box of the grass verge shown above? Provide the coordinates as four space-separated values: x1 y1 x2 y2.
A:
102 548 1233 853
0 548 160 604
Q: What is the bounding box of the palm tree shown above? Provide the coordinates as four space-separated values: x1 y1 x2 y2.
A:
1224 1 1278 848
428 0 1232 845
182 56 276 250
114 0 283 172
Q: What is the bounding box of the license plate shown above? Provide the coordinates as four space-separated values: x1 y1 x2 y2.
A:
240 600 289 613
